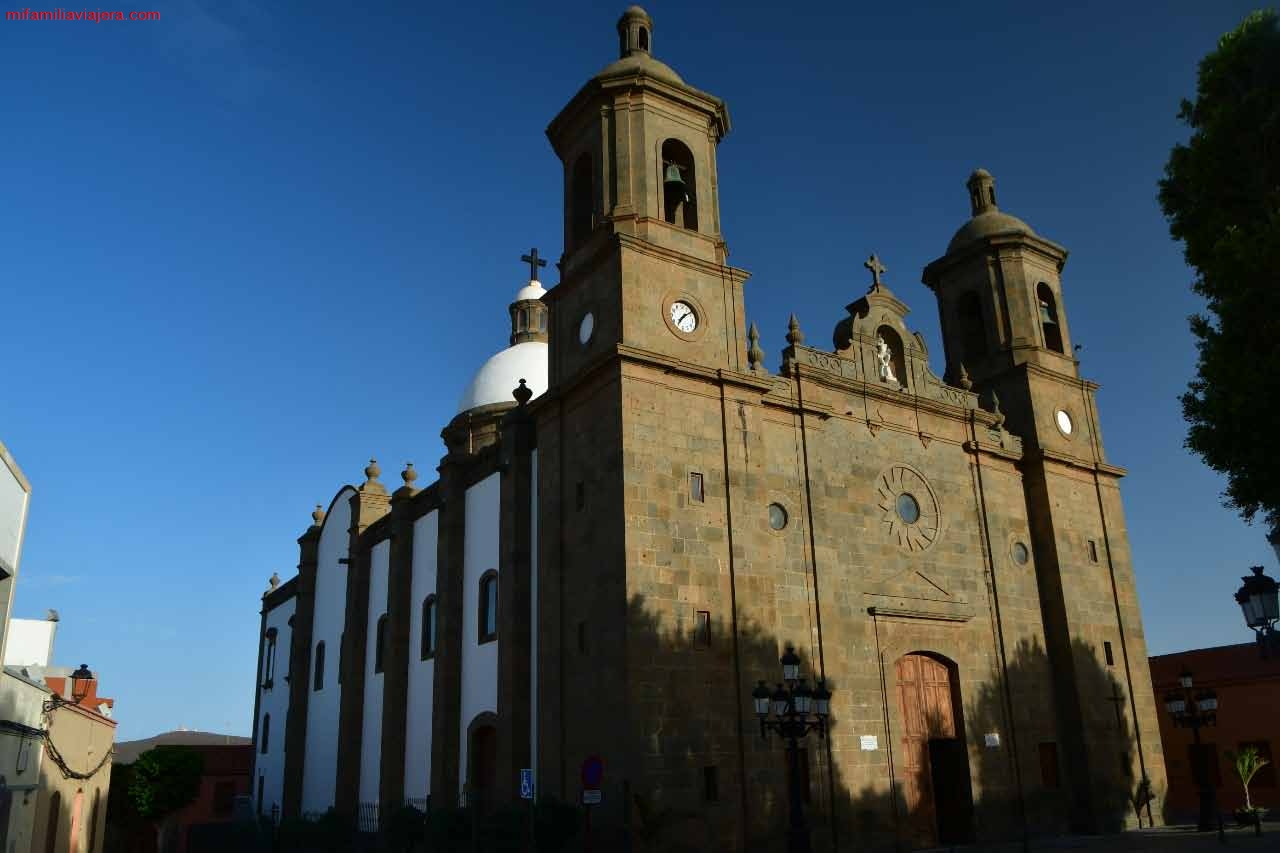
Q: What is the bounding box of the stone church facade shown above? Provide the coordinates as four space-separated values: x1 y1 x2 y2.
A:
251 8 1167 849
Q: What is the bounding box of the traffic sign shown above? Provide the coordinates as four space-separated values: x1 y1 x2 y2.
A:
580 755 604 789
581 789 602 805
520 768 534 800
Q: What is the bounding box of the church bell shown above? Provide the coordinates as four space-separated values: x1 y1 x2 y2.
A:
663 162 688 202
1039 299 1057 325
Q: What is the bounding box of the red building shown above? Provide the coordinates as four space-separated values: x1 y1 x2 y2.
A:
111 733 253 853
1150 643 1280 822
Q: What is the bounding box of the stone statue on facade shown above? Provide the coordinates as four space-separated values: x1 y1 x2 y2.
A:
875 335 898 384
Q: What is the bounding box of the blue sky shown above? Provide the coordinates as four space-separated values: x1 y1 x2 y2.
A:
0 0 1270 741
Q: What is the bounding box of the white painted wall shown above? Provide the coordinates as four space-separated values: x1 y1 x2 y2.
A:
0 446 30 576
404 511 437 802
301 488 354 815
3 619 56 666
529 450 538 790
255 595 295 816
458 473 500 794
358 539 390 805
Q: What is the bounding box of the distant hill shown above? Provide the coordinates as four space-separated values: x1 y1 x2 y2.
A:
114 730 251 765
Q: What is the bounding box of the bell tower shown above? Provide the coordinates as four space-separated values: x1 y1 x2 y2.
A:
543 6 747 385
923 173 1168 832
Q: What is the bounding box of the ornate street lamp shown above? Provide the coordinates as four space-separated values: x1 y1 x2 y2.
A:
751 644 832 853
1163 669 1218 832
1234 566 1279 658
70 664 94 704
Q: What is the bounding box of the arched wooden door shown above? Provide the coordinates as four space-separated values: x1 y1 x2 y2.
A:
469 725 498 813
895 653 973 847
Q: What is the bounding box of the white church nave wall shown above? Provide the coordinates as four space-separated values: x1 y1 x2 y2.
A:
301 486 354 814
256 594 294 817
459 472 500 793
359 539 390 805
404 510 439 802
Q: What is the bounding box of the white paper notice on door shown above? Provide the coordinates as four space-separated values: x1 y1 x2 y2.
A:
859 735 878 751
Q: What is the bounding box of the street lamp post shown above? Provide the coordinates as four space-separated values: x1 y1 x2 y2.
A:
1234 566 1279 658
751 645 832 853
1163 669 1219 832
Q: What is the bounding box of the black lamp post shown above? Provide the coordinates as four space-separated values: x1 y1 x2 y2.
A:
1234 566 1279 658
1163 669 1218 832
751 645 832 853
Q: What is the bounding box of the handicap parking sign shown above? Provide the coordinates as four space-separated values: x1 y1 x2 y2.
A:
520 768 534 800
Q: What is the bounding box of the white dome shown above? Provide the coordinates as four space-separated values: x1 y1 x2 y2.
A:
514 279 546 302
457 341 549 414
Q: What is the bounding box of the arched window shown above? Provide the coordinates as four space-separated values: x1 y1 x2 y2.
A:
478 571 498 644
262 627 278 687
661 139 698 231
374 614 388 674
260 713 270 754
958 291 987 363
421 596 437 660
44 790 60 853
313 641 325 691
571 153 594 249
88 789 101 853
638 27 649 51
1037 283 1064 353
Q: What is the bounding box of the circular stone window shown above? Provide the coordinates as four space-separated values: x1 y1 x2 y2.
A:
896 493 920 525
877 465 940 552
768 503 788 530
1055 409 1074 436
1012 541 1030 565
578 312 595 346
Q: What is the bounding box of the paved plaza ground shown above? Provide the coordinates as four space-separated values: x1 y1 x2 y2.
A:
921 822 1280 852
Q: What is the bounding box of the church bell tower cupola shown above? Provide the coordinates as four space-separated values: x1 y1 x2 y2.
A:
923 169 1076 389
618 5 653 57
509 248 549 346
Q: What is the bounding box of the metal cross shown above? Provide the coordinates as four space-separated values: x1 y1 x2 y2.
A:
521 247 547 281
864 253 887 288
1105 685 1127 731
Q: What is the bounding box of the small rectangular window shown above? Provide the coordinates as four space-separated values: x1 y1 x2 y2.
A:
695 611 711 647
1103 641 1115 666
702 766 718 803
1038 743 1060 789
578 621 588 655
575 481 585 510
1088 539 1099 563
690 472 704 503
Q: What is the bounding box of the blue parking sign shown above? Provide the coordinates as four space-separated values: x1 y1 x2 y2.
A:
520 768 534 800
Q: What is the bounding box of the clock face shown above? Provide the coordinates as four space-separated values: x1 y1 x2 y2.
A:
669 301 698 333
1055 409 1073 435
876 465 940 552
578 312 595 345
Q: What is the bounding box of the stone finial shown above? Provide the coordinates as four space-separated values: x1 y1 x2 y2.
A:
267 572 281 593
364 458 381 482
786 314 805 348
311 504 325 526
967 168 997 216
957 363 974 391
401 462 418 486
513 378 533 406
988 390 1006 429
864 253 887 290
747 322 765 372
46 609 59 622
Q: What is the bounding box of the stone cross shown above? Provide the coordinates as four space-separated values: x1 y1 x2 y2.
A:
864 253 887 288
521 247 547 281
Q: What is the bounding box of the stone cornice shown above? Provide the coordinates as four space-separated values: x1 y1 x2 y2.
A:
262 576 299 611
922 230 1069 289
1026 446 1127 478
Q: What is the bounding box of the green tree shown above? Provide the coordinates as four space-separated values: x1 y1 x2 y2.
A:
1158 9 1280 534
1229 746 1271 812
126 746 205 853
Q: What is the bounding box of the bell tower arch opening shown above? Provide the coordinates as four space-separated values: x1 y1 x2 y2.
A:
894 652 975 847
1037 282 1064 353
569 153 594 251
661 138 698 231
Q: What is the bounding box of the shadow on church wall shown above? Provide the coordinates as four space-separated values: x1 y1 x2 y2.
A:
621 595 1154 853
